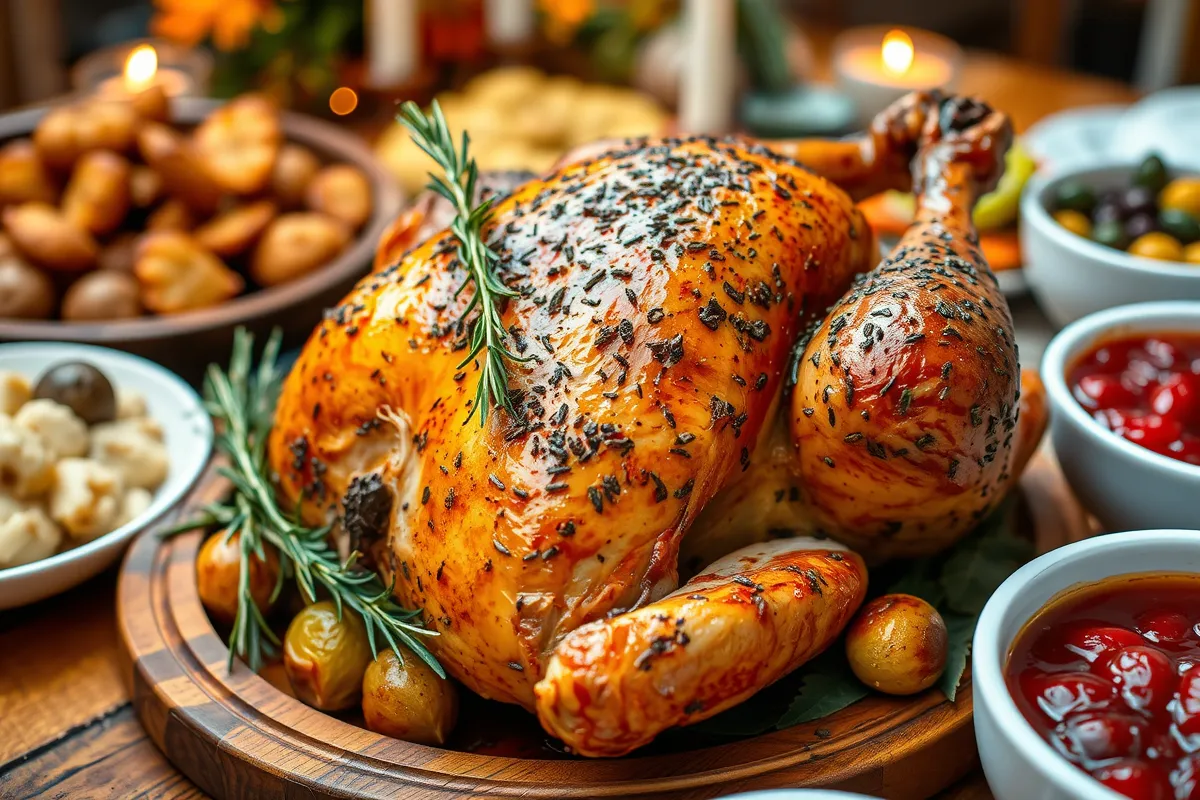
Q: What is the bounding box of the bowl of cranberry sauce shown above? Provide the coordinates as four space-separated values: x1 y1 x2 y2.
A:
974 530 1200 800
1009 572 1200 800
1069 333 1200 467
1042 301 1200 532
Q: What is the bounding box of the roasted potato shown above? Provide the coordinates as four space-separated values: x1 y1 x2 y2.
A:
270 144 321 209
846 594 948 695
62 150 131 236
362 647 458 745
62 271 142 321
284 600 374 711
195 200 277 257
251 213 350 286
134 231 243 313
193 94 281 195
145 199 195 232
0 139 57 206
305 165 372 229
2 202 98 271
129 166 163 209
33 100 138 171
0 256 55 319
196 530 280 625
137 123 221 214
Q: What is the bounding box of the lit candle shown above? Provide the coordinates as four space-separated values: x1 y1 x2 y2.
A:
679 0 736 135
95 43 194 98
833 27 963 126
366 0 420 89
485 0 534 48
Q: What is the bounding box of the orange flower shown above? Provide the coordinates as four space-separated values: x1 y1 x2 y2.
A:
539 0 593 44
152 0 278 52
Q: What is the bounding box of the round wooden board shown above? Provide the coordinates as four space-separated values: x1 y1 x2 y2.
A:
117 446 1090 800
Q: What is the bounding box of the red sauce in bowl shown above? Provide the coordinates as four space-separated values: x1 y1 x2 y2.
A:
1007 573 1200 800
1068 333 1200 466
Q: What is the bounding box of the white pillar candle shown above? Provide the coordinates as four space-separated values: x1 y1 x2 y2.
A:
485 0 535 48
679 0 737 135
366 0 420 89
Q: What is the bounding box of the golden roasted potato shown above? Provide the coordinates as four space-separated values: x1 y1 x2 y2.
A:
845 594 948 696
33 100 138 171
362 647 458 745
137 122 221 214
251 212 350 287
129 84 169 124
145 198 195 232
193 94 281 195
0 139 57 206
196 530 280 625
271 144 321 209
2 202 98 271
129 166 163 208
195 200 277 257
62 150 131 236
284 601 374 711
305 165 372 230
134 231 244 313
0 256 55 319
62 271 142 321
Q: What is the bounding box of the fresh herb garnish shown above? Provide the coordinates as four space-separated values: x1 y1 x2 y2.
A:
169 329 443 677
397 99 528 426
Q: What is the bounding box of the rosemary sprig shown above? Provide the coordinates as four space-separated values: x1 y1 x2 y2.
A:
397 99 528 426
172 328 443 677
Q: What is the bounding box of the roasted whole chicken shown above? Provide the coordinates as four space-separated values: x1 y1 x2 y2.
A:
270 93 1047 757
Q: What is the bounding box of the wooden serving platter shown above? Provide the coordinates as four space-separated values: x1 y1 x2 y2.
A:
117 446 1089 800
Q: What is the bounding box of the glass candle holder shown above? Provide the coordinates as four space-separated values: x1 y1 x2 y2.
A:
72 39 213 100
832 26 964 128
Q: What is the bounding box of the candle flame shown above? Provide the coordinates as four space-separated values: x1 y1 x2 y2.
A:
881 30 914 76
124 44 158 93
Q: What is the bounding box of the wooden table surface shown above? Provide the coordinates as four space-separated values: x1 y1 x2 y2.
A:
0 49 1137 800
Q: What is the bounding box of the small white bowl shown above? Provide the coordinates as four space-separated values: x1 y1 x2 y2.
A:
0 342 212 609
1041 301 1200 531
1021 164 1200 328
974 529 1200 800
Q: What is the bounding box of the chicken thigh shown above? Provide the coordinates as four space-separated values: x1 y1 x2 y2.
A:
269 93 1046 757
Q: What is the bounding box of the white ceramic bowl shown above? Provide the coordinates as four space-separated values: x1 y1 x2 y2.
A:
0 343 212 609
974 529 1200 800
1021 164 1200 328
1041 301 1200 531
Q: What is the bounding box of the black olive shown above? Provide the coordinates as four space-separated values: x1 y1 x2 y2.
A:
32 361 116 424
1126 212 1160 240
1093 202 1125 226
1120 186 1157 217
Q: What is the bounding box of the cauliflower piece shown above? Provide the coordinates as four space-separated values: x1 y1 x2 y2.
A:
0 414 55 498
0 372 31 415
114 486 153 528
14 398 90 458
0 505 62 567
49 458 124 541
116 387 148 419
90 417 168 490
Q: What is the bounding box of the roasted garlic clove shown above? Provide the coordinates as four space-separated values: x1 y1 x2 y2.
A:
134 231 244 313
33 100 138 171
305 165 372 230
196 530 280 625
195 200 277 258
2 203 98 272
193 94 281 195
0 139 57 206
137 122 222 215
362 647 458 745
270 144 321 209
250 213 350 287
284 601 374 711
62 150 132 236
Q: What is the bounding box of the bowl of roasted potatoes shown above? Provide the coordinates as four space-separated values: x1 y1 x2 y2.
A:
0 89 402 378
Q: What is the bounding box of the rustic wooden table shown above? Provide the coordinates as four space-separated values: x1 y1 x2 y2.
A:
0 51 1136 799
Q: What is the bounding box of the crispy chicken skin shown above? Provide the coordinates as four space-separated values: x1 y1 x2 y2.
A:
269 94 1045 756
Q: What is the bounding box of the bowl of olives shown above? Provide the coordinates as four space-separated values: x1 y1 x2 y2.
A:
0 93 403 382
0 342 212 609
1021 153 1200 327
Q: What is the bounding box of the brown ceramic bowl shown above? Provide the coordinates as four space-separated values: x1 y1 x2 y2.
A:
0 97 403 382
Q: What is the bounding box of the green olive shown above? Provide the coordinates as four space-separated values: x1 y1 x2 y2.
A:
846 594 948 695
32 361 116 424
1092 219 1129 250
284 600 374 711
1159 209 1200 245
1052 180 1096 214
362 647 458 745
1134 153 1169 193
